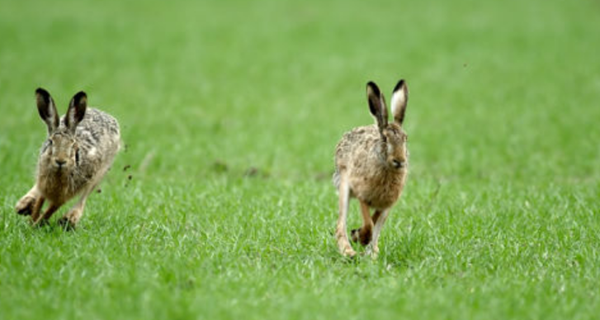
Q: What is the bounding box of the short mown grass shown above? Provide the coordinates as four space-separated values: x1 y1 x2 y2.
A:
1 0 599 319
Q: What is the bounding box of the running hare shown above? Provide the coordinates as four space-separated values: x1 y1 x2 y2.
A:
333 79 409 258
15 88 120 228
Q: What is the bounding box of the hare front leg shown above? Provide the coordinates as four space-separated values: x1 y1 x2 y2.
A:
15 185 41 216
32 202 60 226
29 196 46 223
336 176 356 257
58 183 97 229
366 208 391 258
351 200 374 246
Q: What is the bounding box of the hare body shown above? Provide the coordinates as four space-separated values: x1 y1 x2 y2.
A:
334 124 406 210
333 80 409 258
15 89 120 228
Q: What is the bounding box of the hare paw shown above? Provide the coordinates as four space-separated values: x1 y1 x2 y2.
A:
351 228 372 246
58 216 77 231
15 196 36 215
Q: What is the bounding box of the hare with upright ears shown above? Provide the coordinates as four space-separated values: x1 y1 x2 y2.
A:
333 79 409 258
15 88 121 228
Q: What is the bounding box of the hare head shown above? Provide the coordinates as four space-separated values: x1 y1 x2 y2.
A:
366 80 409 171
36 88 87 173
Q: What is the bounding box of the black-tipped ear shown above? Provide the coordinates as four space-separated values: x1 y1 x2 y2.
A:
391 79 408 125
366 81 388 131
65 91 87 132
36 88 59 134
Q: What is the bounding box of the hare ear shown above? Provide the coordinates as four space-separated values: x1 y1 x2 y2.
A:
36 88 59 134
366 81 388 131
391 79 408 125
65 91 87 132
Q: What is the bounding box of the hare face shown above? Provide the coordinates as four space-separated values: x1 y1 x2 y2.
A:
382 124 408 170
43 131 79 171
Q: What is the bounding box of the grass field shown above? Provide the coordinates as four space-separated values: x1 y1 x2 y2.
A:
1 0 600 319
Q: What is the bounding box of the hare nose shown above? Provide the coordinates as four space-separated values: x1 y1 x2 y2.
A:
392 160 406 169
55 159 66 167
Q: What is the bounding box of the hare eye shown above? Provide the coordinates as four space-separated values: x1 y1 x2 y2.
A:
42 140 52 153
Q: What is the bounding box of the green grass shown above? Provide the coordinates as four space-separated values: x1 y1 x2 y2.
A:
1 0 600 319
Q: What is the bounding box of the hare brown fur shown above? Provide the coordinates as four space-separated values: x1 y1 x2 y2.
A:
333 79 409 257
15 88 120 228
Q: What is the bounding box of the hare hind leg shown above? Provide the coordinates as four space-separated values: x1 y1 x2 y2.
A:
335 176 356 257
351 200 374 246
371 209 384 225
366 208 391 258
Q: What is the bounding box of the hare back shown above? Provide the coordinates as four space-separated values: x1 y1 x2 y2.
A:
72 108 120 173
334 124 381 176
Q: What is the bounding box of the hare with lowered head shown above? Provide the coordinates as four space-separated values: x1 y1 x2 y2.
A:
15 88 120 228
333 79 409 258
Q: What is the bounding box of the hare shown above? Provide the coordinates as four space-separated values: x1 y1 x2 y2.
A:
15 88 120 228
333 79 409 258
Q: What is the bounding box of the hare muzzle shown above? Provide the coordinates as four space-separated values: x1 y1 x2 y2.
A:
392 159 406 169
